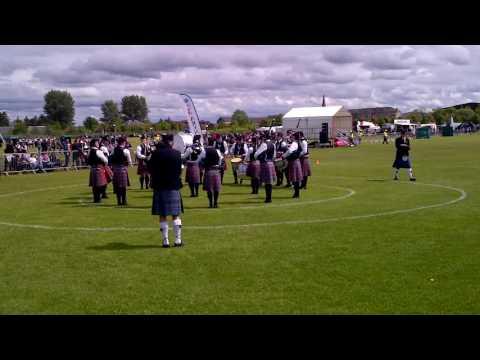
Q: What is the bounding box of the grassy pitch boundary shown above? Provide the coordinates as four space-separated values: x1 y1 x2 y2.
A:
0 180 467 232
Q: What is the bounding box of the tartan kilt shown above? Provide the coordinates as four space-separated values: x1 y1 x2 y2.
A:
203 169 221 192
392 155 412 169
151 189 183 216
112 165 130 192
185 161 201 184
300 157 312 177
247 160 261 179
105 165 113 183
260 161 277 184
89 166 108 187
288 159 303 183
137 159 150 176
221 158 227 171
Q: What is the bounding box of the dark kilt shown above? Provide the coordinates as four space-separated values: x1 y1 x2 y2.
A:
152 189 184 216
112 165 130 192
185 161 201 184
203 168 221 192
89 166 108 187
137 159 150 176
300 157 312 177
260 161 276 184
288 159 303 183
220 158 227 171
105 165 113 183
247 160 261 179
392 155 412 169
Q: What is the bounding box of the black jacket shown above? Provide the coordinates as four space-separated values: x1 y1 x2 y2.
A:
395 137 410 157
148 146 183 190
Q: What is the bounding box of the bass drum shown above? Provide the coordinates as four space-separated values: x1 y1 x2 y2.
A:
173 132 193 153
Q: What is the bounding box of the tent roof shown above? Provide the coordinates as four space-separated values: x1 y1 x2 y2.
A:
283 106 344 118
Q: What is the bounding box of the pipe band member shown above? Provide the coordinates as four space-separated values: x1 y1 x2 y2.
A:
299 132 311 190
87 138 109 203
148 134 184 248
274 133 288 186
199 137 223 208
246 138 261 195
136 135 152 189
182 135 204 197
392 129 416 181
283 132 303 198
111 137 133 206
214 134 229 184
100 136 113 198
254 133 276 203
229 136 248 184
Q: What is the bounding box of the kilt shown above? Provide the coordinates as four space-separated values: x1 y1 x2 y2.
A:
112 165 130 192
89 166 108 187
392 155 412 169
151 189 184 216
300 157 312 177
288 159 303 183
246 160 261 179
185 161 201 184
137 159 150 176
105 165 113 183
221 158 227 171
204 168 221 192
260 161 276 184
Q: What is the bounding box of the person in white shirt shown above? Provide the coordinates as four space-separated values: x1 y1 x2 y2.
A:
111 137 133 206
87 138 109 203
229 136 249 184
298 132 312 190
282 132 303 198
214 135 229 184
254 133 276 203
198 138 223 208
182 135 204 197
246 137 261 194
136 135 152 189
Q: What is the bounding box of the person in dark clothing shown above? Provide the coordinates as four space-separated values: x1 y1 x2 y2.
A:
110 137 133 205
147 134 184 248
198 137 223 208
392 129 416 181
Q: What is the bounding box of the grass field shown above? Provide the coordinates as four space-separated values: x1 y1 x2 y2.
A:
0 134 479 314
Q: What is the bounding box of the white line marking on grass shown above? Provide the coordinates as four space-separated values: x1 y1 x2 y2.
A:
0 181 467 232
76 185 356 211
0 184 85 198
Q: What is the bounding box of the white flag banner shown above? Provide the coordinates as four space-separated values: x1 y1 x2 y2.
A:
179 93 203 144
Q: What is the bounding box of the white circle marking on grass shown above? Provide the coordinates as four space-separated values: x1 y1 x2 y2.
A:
75 184 356 211
0 181 467 232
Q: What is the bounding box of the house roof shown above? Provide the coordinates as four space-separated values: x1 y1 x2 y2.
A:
283 106 344 118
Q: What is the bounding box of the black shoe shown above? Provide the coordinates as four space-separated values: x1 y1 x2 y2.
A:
292 194 299 198
174 242 183 247
213 203 218 208
410 177 416 182
209 204 213 208
264 199 272 203
162 244 170 248
285 184 291 188
102 195 108 199
190 194 195 197
393 177 399 181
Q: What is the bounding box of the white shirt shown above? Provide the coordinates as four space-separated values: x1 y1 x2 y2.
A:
136 144 149 159
122 148 133 166
182 146 205 163
283 141 298 159
100 145 109 156
300 140 308 157
230 143 249 157
198 148 223 166
93 148 108 164
254 141 276 160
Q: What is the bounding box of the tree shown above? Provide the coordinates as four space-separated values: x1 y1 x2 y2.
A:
43 90 75 128
83 116 99 132
231 109 250 127
0 111 10 126
101 100 122 124
12 118 28 134
454 108 476 123
121 95 149 122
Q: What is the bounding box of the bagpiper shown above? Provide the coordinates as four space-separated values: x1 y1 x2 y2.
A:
110 137 133 206
298 132 311 190
136 135 152 189
282 132 303 198
229 135 248 184
182 135 204 197
254 133 276 203
87 138 109 203
199 137 223 208
214 134 229 184
393 129 416 181
246 137 261 194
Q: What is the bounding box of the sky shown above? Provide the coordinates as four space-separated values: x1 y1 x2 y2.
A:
1 45 479 124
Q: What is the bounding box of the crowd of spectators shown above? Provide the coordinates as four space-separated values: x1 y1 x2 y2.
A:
2 135 132 173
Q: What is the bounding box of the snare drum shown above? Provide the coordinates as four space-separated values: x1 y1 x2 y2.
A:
230 157 242 170
237 163 248 180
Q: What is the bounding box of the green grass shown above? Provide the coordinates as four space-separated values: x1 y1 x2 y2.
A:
1 134 479 314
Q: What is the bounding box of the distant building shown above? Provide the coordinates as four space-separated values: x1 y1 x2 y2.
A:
441 102 480 111
349 107 401 121
217 116 269 126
